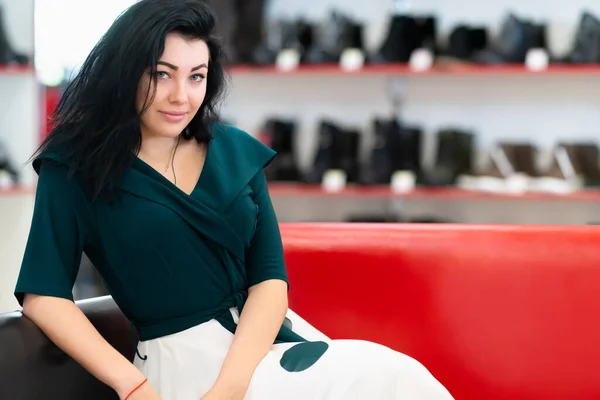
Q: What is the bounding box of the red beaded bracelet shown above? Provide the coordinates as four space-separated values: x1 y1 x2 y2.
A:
124 378 148 400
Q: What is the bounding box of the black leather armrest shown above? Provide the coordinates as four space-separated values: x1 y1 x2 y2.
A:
0 296 133 400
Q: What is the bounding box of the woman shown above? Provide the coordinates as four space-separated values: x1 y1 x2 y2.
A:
14 1 454 399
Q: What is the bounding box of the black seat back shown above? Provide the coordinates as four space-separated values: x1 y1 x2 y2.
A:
0 296 133 400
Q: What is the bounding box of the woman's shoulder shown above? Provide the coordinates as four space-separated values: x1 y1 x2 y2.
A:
205 123 275 202
32 149 93 204
212 122 268 148
32 149 70 175
210 122 276 170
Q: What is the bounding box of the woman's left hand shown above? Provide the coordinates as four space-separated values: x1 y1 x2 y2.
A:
200 384 246 400
200 389 230 400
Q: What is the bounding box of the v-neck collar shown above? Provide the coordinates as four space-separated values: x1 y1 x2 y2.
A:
132 138 211 198
121 123 276 216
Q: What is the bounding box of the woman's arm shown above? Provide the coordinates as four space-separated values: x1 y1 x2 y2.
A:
206 170 290 399
209 280 288 398
22 294 155 399
14 161 160 399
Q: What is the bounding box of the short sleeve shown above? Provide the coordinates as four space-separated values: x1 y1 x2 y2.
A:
245 171 289 289
14 160 90 306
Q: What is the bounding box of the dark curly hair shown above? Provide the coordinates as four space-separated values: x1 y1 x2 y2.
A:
35 0 229 198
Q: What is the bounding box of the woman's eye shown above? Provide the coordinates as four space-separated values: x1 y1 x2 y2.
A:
156 71 169 79
191 74 205 82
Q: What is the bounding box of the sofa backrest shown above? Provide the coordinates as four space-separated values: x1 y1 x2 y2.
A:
280 223 600 400
2 223 600 400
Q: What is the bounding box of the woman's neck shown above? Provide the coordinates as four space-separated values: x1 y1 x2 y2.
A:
138 132 181 162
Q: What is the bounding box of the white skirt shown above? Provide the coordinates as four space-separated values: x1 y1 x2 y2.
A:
134 308 454 400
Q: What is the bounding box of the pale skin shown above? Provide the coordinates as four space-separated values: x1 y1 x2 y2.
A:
22 32 288 400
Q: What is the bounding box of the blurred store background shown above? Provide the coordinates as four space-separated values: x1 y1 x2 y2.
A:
1 0 600 311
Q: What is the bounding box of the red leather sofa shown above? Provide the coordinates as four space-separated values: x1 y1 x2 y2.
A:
1 223 599 399
281 223 600 400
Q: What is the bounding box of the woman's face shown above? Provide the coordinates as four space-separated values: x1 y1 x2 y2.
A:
137 32 209 139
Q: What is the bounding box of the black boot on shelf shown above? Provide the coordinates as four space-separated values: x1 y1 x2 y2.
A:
472 13 547 64
361 118 401 184
371 14 438 64
204 0 238 63
0 5 29 65
361 118 423 186
304 120 342 184
304 120 363 185
562 12 600 64
397 125 423 180
296 20 316 63
260 119 301 182
439 25 489 62
232 0 267 64
252 19 314 65
422 129 474 186
251 20 294 66
371 15 422 64
338 128 361 184
0 140 20 185
304 11 364 64
415 16 438 55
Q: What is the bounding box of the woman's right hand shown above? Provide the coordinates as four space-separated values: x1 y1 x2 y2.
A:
120 380 162 400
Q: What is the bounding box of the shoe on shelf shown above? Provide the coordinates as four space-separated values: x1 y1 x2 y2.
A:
232 0 267 64
561 11 600 64
437 25 489 64
304 120 362 185
204 0 239 64
415 15 438 56
361 118 399 185
532 142 600 193
304 120 340 185
303 10 365 64
458 142 537 194
361 118 422 187
572 143 600 187
0 139 20 185
371 15 424 64
338 128 361 184
471 13 547 64
260 118 302 182
0 5 30 65
251 19 315 65
421 128 475 186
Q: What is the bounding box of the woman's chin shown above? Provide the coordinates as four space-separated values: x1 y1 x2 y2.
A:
145 126 187 139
